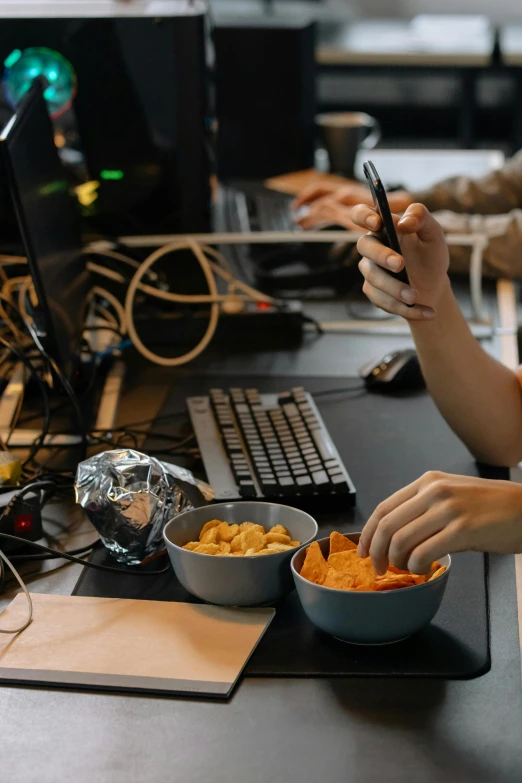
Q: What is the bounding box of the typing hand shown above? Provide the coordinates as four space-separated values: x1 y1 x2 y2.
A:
293 180 373 210
351 202 450 321
358 472 522 575
293 198 362 231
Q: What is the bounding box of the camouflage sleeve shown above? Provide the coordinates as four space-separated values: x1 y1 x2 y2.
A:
412 150 522 216
433 209 522 278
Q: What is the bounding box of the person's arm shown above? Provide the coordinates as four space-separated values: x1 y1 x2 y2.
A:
349 201 522 576
434 208 522 278
413 150 522 215
351 202 522 467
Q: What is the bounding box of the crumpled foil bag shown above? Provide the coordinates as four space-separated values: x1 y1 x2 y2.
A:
75 449 214 565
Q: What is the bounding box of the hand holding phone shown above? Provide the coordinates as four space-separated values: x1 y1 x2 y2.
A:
362 160 409 287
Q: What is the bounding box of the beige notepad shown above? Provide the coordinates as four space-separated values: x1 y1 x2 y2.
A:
0 593 274 698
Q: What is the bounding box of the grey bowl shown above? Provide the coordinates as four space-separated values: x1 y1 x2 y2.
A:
163 501 318 607
291 533 451 645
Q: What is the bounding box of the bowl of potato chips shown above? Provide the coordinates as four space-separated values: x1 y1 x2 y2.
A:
291 531 451 644
164 501 318 606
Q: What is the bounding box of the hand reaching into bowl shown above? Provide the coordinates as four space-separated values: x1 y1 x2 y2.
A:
359 472 522 575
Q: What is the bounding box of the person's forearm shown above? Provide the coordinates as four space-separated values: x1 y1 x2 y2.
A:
410 279 522 466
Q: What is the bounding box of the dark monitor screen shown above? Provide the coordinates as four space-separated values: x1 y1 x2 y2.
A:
0 79 90 375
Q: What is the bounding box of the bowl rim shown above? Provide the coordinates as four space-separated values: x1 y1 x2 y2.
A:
163 501 319 559
291 533 452 595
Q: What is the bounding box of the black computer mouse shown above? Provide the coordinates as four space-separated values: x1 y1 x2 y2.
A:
359 349 425 392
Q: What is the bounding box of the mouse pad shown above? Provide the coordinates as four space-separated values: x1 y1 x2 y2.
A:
74 376 497 680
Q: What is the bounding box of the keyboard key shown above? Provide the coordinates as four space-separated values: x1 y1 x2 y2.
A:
311 429 337 461
311 470 329 486
278 477 295 487
297 475 313 487
282 403 299 418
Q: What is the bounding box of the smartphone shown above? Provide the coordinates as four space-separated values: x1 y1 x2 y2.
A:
362 160 409 286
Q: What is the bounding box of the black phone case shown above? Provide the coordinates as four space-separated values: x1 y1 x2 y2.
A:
363 161 409 287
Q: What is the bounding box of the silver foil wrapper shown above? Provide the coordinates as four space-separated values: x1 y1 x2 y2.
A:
75 449 214 565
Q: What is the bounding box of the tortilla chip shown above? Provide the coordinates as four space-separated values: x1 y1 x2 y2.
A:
428 566 447 582
300 541 329 586
323 568 356 591
328 550 359 571
182 541 199 551
375 574 416 591
217 541 231 555
329 531 357 555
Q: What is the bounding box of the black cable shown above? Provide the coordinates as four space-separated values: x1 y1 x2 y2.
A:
0 334 51 466
8 544 96 562
312 384 366 398
23 319 87 457
0 533 171 575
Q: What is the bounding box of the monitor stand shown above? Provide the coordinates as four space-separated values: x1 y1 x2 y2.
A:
0 359 125 447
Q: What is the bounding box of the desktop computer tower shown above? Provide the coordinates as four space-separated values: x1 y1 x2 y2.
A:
214 20 316 180
0 2 211 237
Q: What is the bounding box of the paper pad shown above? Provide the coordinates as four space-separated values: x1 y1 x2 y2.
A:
0 593 274 698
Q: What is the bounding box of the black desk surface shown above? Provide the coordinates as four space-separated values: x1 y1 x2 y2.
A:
2 316 522 782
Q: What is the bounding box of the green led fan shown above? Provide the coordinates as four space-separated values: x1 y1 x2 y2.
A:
3 47 76 118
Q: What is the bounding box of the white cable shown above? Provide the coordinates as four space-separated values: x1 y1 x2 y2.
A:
83 248 159 282
125 238 220 366
88 286 127 334
0 549 33 634
87 255 277 305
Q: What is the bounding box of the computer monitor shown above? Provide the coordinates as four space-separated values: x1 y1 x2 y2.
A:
0 78 91 377
0 4 211 236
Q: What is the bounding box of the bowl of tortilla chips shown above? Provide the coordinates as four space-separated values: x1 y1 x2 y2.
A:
291 531 450 644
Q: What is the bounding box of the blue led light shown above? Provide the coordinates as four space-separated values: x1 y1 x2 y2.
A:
3 47 77 119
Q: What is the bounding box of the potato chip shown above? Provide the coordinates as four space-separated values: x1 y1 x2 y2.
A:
183 519 301 557
198 520 221 540
239 522 264 534
329 531 357 555
300 541 329 585
230 533 244 553
193 543 220 555
266 542 292 552
241 528 265 553
199 526 219 545
270 524 288 536
265 532 291 545
216 522 239 543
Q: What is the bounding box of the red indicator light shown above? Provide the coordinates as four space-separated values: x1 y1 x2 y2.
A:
257 302 271 311
14 513 33 535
